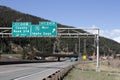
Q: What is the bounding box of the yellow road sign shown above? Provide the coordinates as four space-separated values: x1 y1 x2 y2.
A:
83 55 87 60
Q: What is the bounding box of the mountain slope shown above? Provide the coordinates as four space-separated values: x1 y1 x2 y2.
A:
0 6 120 56
0 6 72 28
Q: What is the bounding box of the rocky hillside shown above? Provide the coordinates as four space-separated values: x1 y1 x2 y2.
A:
0 6 120 56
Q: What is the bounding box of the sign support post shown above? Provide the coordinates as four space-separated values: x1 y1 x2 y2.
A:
96 29 100 72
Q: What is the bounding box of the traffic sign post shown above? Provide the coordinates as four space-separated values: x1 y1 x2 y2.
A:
81 55 87 71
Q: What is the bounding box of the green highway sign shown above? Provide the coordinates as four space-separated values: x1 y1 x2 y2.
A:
12 22 57 37
31 25 42 36
39 22 57 37
12 22 31 37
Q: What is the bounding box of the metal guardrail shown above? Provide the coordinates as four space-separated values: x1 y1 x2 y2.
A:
42 61 79 80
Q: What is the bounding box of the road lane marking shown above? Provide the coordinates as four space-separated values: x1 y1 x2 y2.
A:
14 69 53 80
0 68 32 74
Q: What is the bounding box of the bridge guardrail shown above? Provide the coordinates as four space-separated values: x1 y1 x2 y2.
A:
43 61 79 80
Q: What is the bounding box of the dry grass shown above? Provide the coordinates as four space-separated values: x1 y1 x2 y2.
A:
63 60 120 80
100 60 120 73
0 54 22 60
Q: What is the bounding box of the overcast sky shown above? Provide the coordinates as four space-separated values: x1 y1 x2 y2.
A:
0 0 120 43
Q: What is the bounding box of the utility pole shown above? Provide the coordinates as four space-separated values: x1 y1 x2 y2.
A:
57 38 60 53
84 39 86 54
75 43 77 54
78 37 81 59
53 37 60 54
0 38 2 59
96 29 100 72
67 44 68 54
53 41 57 54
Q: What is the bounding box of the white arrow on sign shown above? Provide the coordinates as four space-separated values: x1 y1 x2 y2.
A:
52 28 56 33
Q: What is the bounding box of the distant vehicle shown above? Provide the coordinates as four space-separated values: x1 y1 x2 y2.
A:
70 57 79 61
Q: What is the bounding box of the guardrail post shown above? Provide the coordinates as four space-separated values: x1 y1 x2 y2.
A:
58 57 60 61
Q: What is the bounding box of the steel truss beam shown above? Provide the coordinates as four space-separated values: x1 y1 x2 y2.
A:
0 27 100 71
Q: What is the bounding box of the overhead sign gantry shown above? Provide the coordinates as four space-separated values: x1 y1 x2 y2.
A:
0 22 100 72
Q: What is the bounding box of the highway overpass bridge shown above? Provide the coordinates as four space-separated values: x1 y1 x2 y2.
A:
35 52 79 61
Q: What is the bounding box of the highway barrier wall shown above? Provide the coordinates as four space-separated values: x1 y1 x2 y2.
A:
42 61 79 80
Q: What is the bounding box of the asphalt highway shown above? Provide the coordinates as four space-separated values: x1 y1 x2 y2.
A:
0 60 75 80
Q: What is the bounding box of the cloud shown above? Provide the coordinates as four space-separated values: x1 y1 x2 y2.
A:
113 37 120 43
82 25 120 43
84 25 99 34
100 29 120 43
111 29 120 36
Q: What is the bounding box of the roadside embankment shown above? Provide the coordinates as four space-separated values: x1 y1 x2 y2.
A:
63 60 120 80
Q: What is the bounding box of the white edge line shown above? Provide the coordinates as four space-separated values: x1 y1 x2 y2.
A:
14 69 52 80
0 68 32 74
